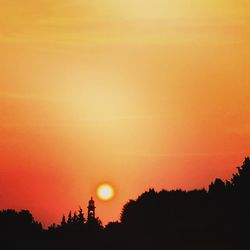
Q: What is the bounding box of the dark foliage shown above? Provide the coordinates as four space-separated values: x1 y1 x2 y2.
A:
1 157 250 250
0 209 43 249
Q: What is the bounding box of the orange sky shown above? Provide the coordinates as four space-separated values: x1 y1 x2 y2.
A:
0 0 250 227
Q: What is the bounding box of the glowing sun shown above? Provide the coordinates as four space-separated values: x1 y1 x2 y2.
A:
97 184 114 201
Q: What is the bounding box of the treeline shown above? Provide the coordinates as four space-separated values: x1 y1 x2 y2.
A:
1 157 250 250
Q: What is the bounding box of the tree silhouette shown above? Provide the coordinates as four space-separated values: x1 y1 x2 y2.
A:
0 209 43 249
77 207 85 224
230 157 250 193
209 178 226 195
60 215 66 227
1 157 250 250
67 211 73 224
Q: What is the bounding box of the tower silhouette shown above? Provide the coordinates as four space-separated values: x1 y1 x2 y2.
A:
87 197 96 220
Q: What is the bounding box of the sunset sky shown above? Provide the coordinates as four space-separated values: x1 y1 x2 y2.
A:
0 0 250 227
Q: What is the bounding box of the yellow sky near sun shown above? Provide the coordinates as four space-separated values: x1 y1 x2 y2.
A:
0 0 250 226
0 0 249 45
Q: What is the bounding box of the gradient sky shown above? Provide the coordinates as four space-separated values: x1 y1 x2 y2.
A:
0 0 250 227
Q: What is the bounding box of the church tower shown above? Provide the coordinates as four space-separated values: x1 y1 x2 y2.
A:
87 197 96 220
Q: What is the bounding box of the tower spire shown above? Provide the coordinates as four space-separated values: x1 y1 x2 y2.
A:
87 196 96 220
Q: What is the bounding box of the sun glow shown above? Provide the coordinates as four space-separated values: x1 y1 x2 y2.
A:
97 184 115 201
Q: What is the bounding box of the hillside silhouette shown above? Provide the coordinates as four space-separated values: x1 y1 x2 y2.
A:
1 157 250 250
